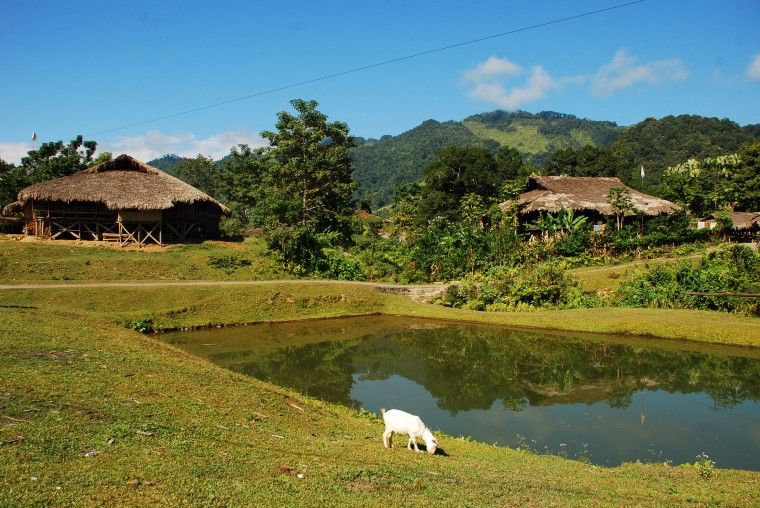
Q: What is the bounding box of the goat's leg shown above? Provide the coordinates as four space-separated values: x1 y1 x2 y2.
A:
383 430 393 449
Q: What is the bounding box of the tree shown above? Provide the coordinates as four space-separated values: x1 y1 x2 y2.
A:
421 146 499 219
89 151 112 167
261 99 356 236
215 144 271 229
0 159 27 206
20 135 97 183
607 187 635 231
172 154 220 197
661 141 760 216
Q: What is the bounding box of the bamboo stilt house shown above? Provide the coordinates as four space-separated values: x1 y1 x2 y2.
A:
503 176 680 226
12 154 229 246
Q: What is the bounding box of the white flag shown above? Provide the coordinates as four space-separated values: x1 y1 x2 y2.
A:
640 164 645 178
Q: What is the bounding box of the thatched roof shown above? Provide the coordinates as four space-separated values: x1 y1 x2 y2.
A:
2 200 23 217
16 154 229 213
508 176 680 216
716 212 760 230
730 212 760 230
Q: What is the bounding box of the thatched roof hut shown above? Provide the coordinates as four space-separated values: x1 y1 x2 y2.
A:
506 176 680 217
728 211 760 230
17 154 228 213
13 154 228 246
2 200 23 217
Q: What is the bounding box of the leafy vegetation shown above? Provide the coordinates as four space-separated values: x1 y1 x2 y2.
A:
0 135 103 205
615 246 760 315
661 141 760 216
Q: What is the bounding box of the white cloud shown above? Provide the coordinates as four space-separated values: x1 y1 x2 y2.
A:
463 56 522 82
746 54 760 81
466 63 558 110
592 49 689 96
0 130 268 165
100 129 269 161
0 142 33 164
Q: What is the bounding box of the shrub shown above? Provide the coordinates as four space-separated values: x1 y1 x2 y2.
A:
443 263 597 311
316 248 367 281
207 254 253 274
132 319 154 333
615 245 760 314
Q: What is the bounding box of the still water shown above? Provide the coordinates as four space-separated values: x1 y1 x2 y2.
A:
162 316 760 469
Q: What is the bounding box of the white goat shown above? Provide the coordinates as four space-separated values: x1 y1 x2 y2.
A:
381 408 438 454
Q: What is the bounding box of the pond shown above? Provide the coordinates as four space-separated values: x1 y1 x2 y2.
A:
162 316 760 469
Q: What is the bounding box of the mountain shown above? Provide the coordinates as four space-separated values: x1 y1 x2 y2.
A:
350 111 759 206
147 154 188 173
607 115 758 188
349 111 622 206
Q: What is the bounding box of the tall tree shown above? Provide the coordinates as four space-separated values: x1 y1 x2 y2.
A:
172 154 220 197
20 135 97 183
261 99 356 236
0 159 26 206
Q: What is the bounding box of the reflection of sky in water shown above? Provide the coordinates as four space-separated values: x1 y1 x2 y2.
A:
352 374 760 468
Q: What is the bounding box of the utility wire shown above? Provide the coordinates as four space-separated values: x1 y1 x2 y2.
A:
87 0 645 136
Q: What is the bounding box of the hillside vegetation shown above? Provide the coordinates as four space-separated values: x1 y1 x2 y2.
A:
350 112 759 206
350 111 621 205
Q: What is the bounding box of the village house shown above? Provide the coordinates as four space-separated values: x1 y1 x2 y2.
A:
503 175 680 231
3 154 228 246
698 211 760 240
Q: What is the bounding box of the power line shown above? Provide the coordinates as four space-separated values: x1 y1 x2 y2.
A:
87 0 645 136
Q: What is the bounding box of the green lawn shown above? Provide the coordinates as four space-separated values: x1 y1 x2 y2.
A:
2 300 758 506
0 235 287 282
1 238 759 505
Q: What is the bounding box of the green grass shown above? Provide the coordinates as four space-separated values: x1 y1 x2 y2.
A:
3 282 760 347
2 300 758 506
0 235 287 282
2 239 759 505
570 254 703 294
463 120 550 154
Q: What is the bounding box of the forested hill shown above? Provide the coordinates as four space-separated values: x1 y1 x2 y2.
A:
147 154 187 173
350 111 759 206
607 115 758 186
350 111 622 206
144 112 758 208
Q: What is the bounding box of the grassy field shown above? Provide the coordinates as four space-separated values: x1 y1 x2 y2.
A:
2 297 759 506
569 254 704 294
1 238 759 505
0 235 287 282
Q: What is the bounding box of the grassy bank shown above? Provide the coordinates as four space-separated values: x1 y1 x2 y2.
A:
0 236 286 282
2 302 758 506
1 237 758 505
3 282 760 347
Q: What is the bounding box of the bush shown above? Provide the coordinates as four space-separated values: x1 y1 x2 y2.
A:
316 248 367 281
131 319 154 333
443 263 597 311
207 254 252 274
615 245 760 314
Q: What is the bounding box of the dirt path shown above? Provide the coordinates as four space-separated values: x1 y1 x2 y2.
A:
0 279 456 302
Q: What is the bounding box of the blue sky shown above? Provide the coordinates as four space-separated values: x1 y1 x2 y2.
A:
1 0 759 162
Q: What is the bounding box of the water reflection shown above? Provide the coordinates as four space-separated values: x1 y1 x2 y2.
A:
163 316 760 468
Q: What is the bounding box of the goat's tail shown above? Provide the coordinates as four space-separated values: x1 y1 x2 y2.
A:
380 407 386 415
